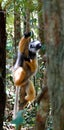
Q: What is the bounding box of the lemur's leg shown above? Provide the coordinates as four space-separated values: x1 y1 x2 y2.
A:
13 67 26 86
25 80 36 102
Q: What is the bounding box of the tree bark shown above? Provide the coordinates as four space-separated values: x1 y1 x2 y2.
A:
18 8 30 130
34 1 50 130
19 6 30 110
24 8 30 33
0 7 6 130
43 0 64 130
13 2 21 130
38 0 44 43
35 70 50 130
14 0 21 56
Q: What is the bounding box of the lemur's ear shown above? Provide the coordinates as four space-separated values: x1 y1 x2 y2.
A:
24 32 31 38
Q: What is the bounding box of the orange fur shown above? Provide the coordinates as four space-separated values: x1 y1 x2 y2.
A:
25 80 36 101
25 59 38 73
13 34 39 103
13 59 36 101
19 36 30 56
14 67 26 86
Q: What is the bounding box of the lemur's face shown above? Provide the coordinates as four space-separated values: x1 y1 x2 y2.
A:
29 40 41 53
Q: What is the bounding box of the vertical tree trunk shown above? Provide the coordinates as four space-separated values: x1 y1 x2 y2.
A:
38 0 44 43
24 8 30 33
35 72 50 130
14 0 21 56
35 1 50 130
43 0 64 130
0 6 6 130
19 7 30 109
13 1 21 129
19 5 30 111
19 8 30 130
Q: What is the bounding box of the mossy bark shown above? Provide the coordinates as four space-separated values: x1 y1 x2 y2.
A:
43 0 64 130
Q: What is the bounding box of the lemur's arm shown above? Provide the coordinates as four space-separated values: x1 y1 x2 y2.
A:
13 32 31 70
19 32 31 53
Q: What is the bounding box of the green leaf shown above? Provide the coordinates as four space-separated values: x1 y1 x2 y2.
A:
41 44 46 53
0 0 2 3
11 110 26 127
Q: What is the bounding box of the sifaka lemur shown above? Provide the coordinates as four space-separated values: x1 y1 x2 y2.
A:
13 32 41 102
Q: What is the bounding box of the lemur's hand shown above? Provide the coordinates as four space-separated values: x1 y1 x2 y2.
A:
24 32 31 38
25 59 37 73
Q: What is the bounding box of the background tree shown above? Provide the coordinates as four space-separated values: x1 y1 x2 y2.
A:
37 0 44 43
19 6 31 109
43 0 64 130
14 0 21 56
18 3 31 130
34 1 50 130
0 3 6 130
13 0 21 120
23 8 30 33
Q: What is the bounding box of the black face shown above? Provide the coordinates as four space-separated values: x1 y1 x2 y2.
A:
29 40 41 53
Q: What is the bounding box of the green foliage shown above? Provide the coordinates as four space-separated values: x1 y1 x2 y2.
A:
11 102 38 128
24 102 37 127
6 4 14 60
10 103 38 129
11 110 26 129
0 0 2 3
41 44 46 54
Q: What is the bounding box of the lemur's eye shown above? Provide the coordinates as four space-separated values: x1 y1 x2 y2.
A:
30 45 32 48
30 44 34 48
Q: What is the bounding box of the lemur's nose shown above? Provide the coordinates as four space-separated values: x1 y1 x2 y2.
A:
36 43 42 49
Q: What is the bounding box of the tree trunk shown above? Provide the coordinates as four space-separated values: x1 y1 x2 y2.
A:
43 0 64 130
24 8 30 33
35 71 50 130
35 1 50 130
38 0 44 43
19 6 30 110
14 0 21 56
0 6 6 130
13 0 21 126
18 8 31 130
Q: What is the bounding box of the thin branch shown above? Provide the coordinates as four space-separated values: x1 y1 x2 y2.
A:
36 86 48 104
